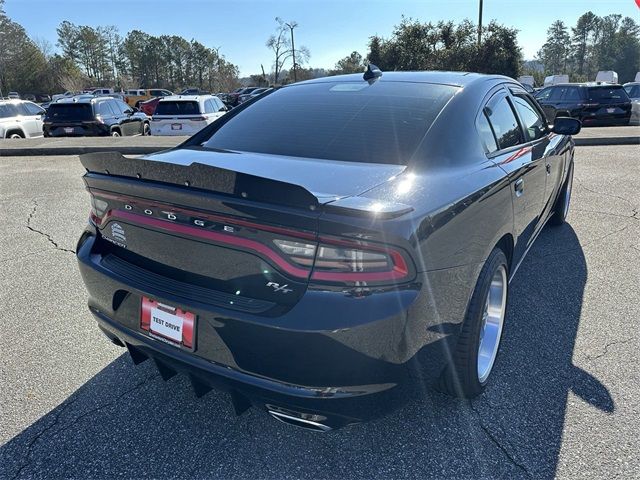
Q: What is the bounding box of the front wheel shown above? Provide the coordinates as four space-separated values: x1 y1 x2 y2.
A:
439 248 509 398
111 130 121 137
143 122 150 136
550 162 574 226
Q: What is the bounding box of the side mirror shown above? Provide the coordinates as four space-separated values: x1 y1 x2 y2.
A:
130 107 138 113
219 106 227 112
552 117 581 136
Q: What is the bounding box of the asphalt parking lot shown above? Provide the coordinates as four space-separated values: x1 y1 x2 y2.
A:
0 146 638 479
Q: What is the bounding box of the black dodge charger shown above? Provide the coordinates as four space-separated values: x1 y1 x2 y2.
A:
77 69 580 431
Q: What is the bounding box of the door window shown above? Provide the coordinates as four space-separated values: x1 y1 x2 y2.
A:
0 103 19 118
203 100 215 114
476 112 498 153
512 95 546 141
535 88 552 101
485 96 523 150
562 87 582 101
96 101 112 117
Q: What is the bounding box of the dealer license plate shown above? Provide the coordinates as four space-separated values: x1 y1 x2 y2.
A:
141 297 195 348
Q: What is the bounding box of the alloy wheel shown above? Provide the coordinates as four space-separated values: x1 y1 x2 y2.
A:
477 264 507 384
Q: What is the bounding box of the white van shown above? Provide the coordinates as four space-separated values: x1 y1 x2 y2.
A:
595 71 618 84
517 75 535 87
150 95 228 136
543 75 570 87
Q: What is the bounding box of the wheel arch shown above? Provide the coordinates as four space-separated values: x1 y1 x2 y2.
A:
494 233 514 274
5 128 25 138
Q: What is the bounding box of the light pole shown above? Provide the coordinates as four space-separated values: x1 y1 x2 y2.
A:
285 21 298 82
477 0 484 47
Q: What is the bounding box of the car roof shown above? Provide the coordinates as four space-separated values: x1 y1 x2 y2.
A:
292 71 503 88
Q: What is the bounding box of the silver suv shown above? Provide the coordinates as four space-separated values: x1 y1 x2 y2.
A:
0 99 46 138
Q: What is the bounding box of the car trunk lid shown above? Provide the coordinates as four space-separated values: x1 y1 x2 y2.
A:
80 150 407 312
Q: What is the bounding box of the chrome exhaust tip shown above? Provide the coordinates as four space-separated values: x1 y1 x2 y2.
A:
266 407 332 432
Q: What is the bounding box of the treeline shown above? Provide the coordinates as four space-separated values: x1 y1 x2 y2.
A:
535 12 640 83
56 22 240 92
0 0 240 94
364 18 522 78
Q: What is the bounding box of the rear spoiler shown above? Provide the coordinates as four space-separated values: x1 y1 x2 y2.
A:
79 152 319 211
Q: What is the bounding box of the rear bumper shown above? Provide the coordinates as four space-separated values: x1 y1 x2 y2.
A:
581 111 631 126
76 229 452 428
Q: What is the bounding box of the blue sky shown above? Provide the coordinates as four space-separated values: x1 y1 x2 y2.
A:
5 0 639 76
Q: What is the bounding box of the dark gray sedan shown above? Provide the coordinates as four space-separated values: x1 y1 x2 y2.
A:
77 69 580 430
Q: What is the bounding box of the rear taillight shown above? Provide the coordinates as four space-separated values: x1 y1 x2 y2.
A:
273 237 411 283
89 196 109 225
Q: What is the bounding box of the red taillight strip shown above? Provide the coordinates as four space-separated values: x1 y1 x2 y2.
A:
108 210 311 279
310 240 410 282
91 190 316 240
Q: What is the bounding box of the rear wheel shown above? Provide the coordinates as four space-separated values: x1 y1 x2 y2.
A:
143 122 150 136
550 162 573 226
111 129 121 137
8 131 24 139
439 248 509 398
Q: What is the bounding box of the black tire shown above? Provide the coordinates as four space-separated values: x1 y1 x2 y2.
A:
439 248 509 398
7 130 24 139
550 162 574 226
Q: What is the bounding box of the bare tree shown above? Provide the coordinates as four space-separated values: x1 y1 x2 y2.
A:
266 18 292 84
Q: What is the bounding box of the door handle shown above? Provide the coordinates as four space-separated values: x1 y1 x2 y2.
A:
546 164 551 175
514 178 524 196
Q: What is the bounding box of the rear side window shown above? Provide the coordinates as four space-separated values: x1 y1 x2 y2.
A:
155 101 201 116
46 104 94 121
202 81 457 164
485 96 523 150
588 86 629 103
23 102 45 115
624 84 640 99
511 95 546 141
203 100 215 114
0 103 19 118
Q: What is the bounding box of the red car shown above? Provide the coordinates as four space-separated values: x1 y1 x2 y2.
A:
139 97 161 116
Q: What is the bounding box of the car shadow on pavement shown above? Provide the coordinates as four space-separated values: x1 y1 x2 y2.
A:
0 224 612 479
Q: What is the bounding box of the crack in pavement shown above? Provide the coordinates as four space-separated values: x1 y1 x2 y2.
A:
587 338 634 362
468 401 532 478
25 201 75 254
574 176 638 210
9 374 158 480
571 208 640 221
8 397 79 480
526 224 631 266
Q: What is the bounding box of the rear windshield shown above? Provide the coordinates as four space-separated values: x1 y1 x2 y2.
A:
47 103 94 121
587 86 629 103
202 81 457 164
155 101 201 116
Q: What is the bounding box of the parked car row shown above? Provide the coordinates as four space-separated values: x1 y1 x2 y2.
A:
534 82 633 126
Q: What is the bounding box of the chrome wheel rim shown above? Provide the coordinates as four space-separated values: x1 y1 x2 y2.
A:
112 131 120 137
9 133 22 139
563 170 573 219
477 264 507 384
